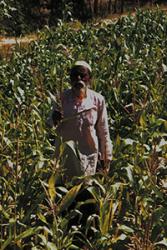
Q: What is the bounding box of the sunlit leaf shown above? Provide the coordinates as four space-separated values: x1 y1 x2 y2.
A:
57 183 82 215
48 174 57 202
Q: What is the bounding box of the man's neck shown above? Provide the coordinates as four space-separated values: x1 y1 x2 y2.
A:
72 87 87 100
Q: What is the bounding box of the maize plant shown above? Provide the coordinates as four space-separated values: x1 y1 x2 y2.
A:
0 8 167 249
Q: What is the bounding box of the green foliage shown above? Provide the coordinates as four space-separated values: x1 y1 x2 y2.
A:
0 0 33 35
0 0 74 35
0 9 167 249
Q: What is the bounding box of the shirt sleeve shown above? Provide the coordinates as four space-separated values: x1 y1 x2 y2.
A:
95 96 113 161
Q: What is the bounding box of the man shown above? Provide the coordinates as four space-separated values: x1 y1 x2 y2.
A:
48 60 112 179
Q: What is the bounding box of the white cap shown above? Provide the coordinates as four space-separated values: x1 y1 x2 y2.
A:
74 60 92 72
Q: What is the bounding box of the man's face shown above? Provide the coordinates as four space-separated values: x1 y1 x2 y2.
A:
70 66 91 89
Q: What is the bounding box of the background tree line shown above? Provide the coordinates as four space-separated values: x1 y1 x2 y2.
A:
0 0 166 35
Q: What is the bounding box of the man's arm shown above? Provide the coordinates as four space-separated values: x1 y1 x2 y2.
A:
46 101 62 128
95 97 113 169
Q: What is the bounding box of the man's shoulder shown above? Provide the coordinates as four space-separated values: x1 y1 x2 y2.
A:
88 89 104 101
62 88 72 95
61 88 72 99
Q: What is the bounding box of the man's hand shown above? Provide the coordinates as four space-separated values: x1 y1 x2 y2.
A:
52 110 63 126
96 160 111 174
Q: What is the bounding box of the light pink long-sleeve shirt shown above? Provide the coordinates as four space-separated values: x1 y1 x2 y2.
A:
49 88 112 177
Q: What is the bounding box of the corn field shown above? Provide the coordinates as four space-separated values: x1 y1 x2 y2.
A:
0 8 167 250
